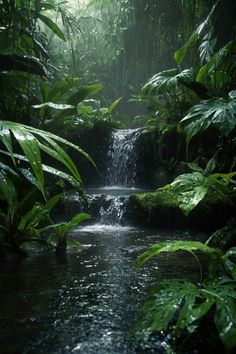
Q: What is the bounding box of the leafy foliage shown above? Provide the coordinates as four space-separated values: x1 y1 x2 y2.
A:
181 90 236 144
135 240 219 268
161 171 236 215
141 68 195 96
0 186 62 249
174 1 220 64
137 278 236 352
0 120 95 193
45 212 91 248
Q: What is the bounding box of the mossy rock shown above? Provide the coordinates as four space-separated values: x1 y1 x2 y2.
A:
128 190 186 228
127 189 235 231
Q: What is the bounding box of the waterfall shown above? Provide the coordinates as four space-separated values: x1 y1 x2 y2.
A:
64 129 143 229
105 129 141 187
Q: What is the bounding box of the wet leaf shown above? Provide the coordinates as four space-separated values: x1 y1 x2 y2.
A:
38 13 66 41
169 172 208 215
135 240 218 268
181 92 236 143
142 68 195 96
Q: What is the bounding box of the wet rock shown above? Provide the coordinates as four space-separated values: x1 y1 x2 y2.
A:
127 190 236 231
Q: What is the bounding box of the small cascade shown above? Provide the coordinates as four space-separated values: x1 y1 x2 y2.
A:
99 196 128 225
63 129 143 229
106 129 141 187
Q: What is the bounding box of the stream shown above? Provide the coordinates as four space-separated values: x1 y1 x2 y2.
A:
0 130 207 353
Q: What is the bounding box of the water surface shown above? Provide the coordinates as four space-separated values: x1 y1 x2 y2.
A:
0 226 206 354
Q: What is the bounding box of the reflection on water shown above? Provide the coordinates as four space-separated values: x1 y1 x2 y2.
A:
0 227 207 353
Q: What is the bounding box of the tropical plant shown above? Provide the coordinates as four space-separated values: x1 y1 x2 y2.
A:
161 171 236 215
0 120 95 194
32 78 104 128
180 90 236 145
44 212 91 249
135 240 236 353
0 183 62 254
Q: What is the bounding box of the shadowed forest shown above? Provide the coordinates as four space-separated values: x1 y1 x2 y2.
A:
0 0 236 353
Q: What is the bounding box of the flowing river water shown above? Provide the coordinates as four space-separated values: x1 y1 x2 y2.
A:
0 130 207 353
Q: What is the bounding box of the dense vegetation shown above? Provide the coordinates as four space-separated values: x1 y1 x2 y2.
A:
0 0 235 353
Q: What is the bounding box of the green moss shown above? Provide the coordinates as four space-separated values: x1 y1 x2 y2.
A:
128 189 235 230
133 189 178 210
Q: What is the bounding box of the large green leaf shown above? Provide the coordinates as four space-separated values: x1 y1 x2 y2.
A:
0 171 17 218
0 54 47 76
0 120 95 193
203 282 236 352
137 278 236 352
38 13 66 41
46 77 80 101
141 68 195 96
138 281 198 334
135 240 218 268
181 91 236 143
66 83 103 105
174 1 220 64
197 40 236 84
168 172 208 215
11 126 44 195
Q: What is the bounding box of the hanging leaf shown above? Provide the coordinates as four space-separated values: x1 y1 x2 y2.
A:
108 97 122 113
11 126 44 195
136 278 236 353
135 240 218 268
47 77 80 101
38 13 66 41
0 54 47 76
174 1 220 64
181 91 236 143
0 171 18 218
0 120 95 193
66 83 103 105
141 68 195 96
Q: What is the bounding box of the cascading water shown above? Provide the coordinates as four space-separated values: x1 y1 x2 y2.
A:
105 129 141 188
79 129 142 227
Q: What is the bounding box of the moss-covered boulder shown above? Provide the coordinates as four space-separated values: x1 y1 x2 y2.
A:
127 189 235 231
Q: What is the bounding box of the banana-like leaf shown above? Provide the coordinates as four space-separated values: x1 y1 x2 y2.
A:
47 77 80 101
0 54 47 76
181 91 236 143
66 83 103 105
0 121 95 193
0 171 18 218
135 240 218 268
11 126 44 195
108 97 122 113
141 68 195 96
38 13 66 41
